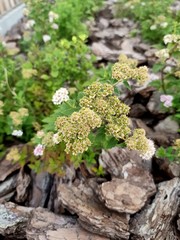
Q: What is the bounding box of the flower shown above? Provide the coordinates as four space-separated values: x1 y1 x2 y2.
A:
160 94 173 107
163 34 180 45
33 144 44 156
139 139 156 160
52 133 60 144
48 11 59 23
163 66 172 73
36 130 45 139
43 35 51 43
52 88 69 105
25 20 35 29
155 49 169 60
51 23 59 30
150 25 157 30
160 22 168 28
12 130 23 137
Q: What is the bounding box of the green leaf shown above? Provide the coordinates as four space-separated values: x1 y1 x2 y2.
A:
123 80 131 90
152 63 164 73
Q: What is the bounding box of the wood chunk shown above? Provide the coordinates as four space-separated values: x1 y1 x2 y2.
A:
130 178 180 240
0 174 18 199
121 162 156 196
99 147 130 177
99 146 153 177
0 202 33 239
99 176 156 214
15 169 31 203
29 172 53 208
26 207 109 240
58 182 130 239
0 158 20 182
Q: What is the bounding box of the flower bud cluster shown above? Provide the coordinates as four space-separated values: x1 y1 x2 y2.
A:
55 108 102 155
6 147 20 162
9 108 29 126
112 54 148 85
125 129 155 160
80 82 131 140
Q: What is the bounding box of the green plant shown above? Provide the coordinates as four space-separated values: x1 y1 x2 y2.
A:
151 34 180 122
31 55 155 174
156 139 180 162
116 0 180 43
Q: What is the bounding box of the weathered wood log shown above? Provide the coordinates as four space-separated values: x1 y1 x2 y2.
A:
26 207 109 240
58 181 130 239
0 202 33 239
130 178 180 240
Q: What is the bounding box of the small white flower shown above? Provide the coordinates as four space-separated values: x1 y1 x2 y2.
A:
43 35 51 43
48 11 59 23
160 22 168 28
33 144 44 156
155 49 169 60
25 20 35 30
140 139 156 160
12 130 23 137
150 25 157 30
164 66 172 73
141 2 146 6
51 23 59 30
52 88 69 105
52 133 60 144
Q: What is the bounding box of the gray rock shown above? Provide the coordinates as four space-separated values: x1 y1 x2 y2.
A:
154 116 179 134
98 18 109 29
147 91 164 115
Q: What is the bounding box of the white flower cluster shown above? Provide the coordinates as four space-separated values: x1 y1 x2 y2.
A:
12 130 23 137
140 139 156 160
43 35 51 43
25 20 35 30
48 11 59 23
52 88 69 105
155 49 169 60
164 34 180 45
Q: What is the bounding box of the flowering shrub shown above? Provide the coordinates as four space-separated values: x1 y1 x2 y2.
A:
151 33 180 122
23 0 103 46
31 55 155 174
116 0 180 43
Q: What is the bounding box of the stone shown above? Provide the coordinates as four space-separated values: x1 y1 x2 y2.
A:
58 182 130 239
147 91 164 115
98 18 109 29
99 177 155 214
26 207 109 240
130 178 180 240
91 42 120 61
129 104 147 118
154 116 179 134
29 172 53 208
0 174 18 199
